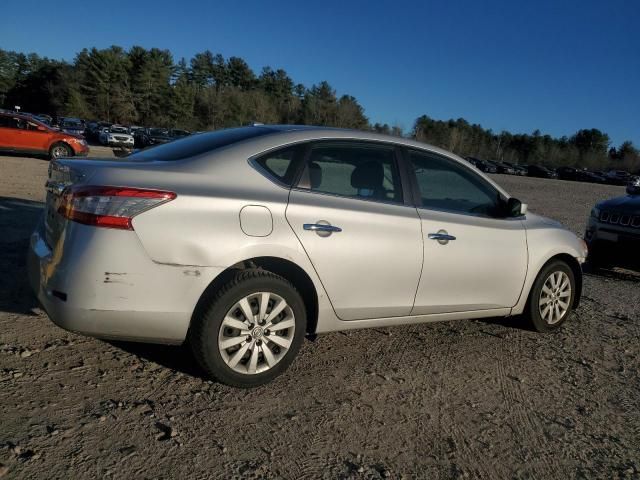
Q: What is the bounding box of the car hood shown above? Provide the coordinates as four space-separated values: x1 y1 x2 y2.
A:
597 194 640 213
60 131 84 140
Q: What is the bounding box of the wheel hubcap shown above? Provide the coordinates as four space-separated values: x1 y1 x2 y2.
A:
53 147 66 158
539 271 572 325
218 291 295 375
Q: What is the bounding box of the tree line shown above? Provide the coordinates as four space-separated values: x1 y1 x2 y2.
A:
0 46 637 172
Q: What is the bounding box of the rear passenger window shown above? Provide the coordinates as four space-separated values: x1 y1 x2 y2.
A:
252 146 302 187
0 115 20 129
303 144 402 203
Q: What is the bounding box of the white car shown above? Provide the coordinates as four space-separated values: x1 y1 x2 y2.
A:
99 125 135 147
29 126 587 387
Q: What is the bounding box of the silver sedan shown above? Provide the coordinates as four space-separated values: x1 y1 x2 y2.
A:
29 125 587 387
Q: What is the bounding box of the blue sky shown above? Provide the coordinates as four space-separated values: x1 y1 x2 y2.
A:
2 0 639 146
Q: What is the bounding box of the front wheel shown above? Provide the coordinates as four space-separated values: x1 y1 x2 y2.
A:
525 260 576 332
189 269 307 388
49 143 72 160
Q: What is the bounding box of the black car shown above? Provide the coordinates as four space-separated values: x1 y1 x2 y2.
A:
85 121 112 142
586 179 640 270
579 170 608 184
136 127 191 148
527 165 558 179
604 170 633 186
487 160 515 175
502 162 527 176
556 166 580 181
59 118 85 137
466 157 498 173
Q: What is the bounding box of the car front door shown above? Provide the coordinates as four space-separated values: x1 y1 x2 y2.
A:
406 148 528 314
22 120 51 152
285 141 423 321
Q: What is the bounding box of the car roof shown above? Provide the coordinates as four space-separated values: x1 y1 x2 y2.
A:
255 124 460 155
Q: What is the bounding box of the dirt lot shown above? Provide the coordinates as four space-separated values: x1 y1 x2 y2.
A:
1 151 639 479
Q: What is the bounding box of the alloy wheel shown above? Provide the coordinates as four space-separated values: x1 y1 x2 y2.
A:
538 271 572 325
218 291 296 375
52 146 68 158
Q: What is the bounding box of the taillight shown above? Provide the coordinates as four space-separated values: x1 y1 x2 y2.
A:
58 185 176 230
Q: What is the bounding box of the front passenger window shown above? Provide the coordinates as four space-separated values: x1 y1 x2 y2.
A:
409 150 501 216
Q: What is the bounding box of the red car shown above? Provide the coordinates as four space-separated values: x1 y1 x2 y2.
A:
0 111 89 160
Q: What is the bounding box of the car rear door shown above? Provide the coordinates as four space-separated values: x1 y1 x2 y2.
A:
0 115 27 151
0 114 13 150
285 141 423 321
406 148 528 314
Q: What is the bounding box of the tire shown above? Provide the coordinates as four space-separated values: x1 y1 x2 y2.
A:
189 269 307 388
525 260 576 332
49 142 72 160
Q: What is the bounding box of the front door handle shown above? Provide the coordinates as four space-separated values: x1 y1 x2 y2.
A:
428 231 456 245
303 223 342 233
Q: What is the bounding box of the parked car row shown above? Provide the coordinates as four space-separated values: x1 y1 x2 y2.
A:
465 155 638 185
84 121 191 148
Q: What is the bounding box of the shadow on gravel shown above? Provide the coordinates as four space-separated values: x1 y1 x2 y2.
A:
479 315 536 332
106 341 209 380
0 151 49 161
0 196 43 315
584 267 640 283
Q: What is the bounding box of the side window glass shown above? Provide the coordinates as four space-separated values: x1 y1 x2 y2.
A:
0 116 22 129
252 146 301 187
409 150 500 216
306 144 402 203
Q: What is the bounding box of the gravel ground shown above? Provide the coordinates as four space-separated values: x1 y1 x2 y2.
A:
1 152 639 479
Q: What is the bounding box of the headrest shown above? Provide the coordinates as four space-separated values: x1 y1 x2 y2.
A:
309 161 322 189
351 161 383 190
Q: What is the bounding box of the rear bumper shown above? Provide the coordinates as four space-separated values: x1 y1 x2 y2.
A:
28 220 223 344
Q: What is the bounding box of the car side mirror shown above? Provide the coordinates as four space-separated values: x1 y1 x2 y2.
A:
506 197 526 217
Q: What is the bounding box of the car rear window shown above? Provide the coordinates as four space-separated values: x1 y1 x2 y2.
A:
129 127 274 161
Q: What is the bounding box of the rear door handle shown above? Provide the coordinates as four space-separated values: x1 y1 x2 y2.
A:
303 223 342 233
428 232 456 244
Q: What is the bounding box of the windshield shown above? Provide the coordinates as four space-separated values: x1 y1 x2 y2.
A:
110 127 128 133
63 119 82 127
129 126 274 161
149 128 168 136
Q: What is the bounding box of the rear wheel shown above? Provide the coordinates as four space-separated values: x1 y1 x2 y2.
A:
49 143 72 160
525 260 575 332
190 269 306 387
